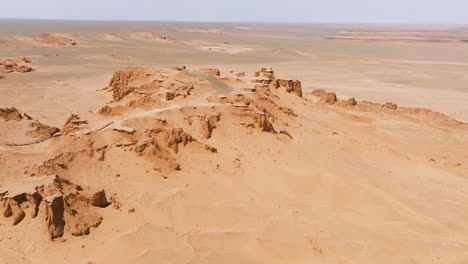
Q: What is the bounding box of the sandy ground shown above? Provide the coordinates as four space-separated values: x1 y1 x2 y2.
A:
0 22 468 264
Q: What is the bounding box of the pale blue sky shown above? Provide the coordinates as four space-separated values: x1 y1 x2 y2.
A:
1 0 467 24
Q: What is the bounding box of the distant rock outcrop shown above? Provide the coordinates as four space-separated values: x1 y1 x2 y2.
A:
253 67 303 97
36 33 76 47
382 102 398 109
0 59 34 74
322 92 338 104
171 66 186 71
235 72 246 77
311 89 338 104
18 57 32 63
200 68 221 76
271 79 303 97
345 97 357 106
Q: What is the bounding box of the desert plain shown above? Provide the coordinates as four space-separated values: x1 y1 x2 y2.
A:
0 20 468 264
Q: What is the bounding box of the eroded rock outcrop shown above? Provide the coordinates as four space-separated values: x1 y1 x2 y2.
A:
171 66 186 71
26 152 77 176
0 107 24 121
253 68 302 97
236 72 246 77
311 89 338 105
322 92 338 104
0 175 107 239
200 68 220 76
0 107 60 145
382 102 398 109
0 59 34 74
310 88 466 128
255 67 274 79
271 79 303 97
345 97 357 106
202 114 220 138
27 121 60 139
18 57 32 63
108 68 156 101
61 114 89 134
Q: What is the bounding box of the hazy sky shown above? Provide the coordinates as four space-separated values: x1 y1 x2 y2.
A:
1 0 467 24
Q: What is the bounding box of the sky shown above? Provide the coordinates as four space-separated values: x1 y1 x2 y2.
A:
1 0 467 24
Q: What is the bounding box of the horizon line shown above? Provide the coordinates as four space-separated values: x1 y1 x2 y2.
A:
1 17 468 27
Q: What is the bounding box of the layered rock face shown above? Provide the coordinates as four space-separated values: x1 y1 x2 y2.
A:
0 175 107 239
253 67 303 97
61 114 89 134
271 79 303 97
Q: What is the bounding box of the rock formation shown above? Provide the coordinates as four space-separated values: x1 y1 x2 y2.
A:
311 89 338 104
322 92 338 104
252 67 303 97
0 107 60 145
36 33 76 47
171 66 186 71
18 57 32 63
62 114 89 134
202 114 220 138
0 59 34 74
271 79 303 97
27 121 60 139
200 68 221 76
0 107 24 121
1 65 466 253
0 175 107 239
345 97 357 106
382 102 398 109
